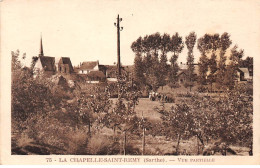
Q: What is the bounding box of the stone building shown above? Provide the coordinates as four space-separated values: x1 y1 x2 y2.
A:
33 36 73 76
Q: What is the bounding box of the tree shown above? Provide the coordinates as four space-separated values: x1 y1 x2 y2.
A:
224 45 244 89
185 32 197 91
103 76 140 155
133 54 145 86
12 50 60 123
158 53 168 89
159 103 194 154
189 83 252 155
168 33 184 87
131 37 144 86
208 53 217 91
30 56 38 72
197 34 211 85
74 85 111 133
216 32 232 89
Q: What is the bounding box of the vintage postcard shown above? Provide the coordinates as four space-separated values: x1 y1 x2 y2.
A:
0 0 260 165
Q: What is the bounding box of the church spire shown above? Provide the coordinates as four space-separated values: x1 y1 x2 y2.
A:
39 34 44 57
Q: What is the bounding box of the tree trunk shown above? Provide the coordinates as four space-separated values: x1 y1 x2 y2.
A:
113 126 116 141
197 135 200 155
142 127 145 155
176 134 181 154
133 103 136 112
88 122 91 134
123 131 126 155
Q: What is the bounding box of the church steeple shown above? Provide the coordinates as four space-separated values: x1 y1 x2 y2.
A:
39 34 44 57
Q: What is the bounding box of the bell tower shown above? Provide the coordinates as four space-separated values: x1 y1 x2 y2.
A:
39 34 44 57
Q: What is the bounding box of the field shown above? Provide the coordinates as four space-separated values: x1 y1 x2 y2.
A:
102 94 251 155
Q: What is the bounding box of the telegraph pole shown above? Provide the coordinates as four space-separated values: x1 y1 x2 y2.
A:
114 14 123 77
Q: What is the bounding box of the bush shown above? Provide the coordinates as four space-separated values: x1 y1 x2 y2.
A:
197 85 207 93
19 111 89 154
87 134 120 155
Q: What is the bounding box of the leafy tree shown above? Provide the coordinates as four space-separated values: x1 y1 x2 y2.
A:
197 36 209 85
131 36 146 87
185 32 197 91
216 32 232 89
133 54 145 86
208 53 217 91
103 76 140 155
12 50 62 126
224 45 244 89
168 33 184 87
74 85 111 133
159 103 194 154
190 83 252 154
240 56 253 69
30 56 38 72
158 53 168 89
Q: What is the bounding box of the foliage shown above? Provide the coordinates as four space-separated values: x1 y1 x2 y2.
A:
87 133 120 155
159 103 194 154
168 33 184 86
131 32 184 90
216 32 232 88
185 32 197 91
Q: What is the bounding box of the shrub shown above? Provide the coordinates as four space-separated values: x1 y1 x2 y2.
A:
197 85 207 93
22 111 89 154
87 134 120 155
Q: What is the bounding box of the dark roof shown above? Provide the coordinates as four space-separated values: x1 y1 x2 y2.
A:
102 65 132 72
87 71 106 78
80 61 99 70
103 65 117 71
59 57 74 72
39 56 56 71
177 69 188 76
73 67 80 73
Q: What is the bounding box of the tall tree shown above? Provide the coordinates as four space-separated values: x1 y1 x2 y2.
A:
185 32 197 91
216 32 232 89
197 34 211 85
131 37 145 86
159 53 168 89
224 45 244 89
208 34 220 91
168 33 184 88
208 53 217 91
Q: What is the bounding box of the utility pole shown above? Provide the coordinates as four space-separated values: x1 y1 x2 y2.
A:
114 14 123 78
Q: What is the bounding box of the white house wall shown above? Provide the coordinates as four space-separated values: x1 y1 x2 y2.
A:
34 59 43 70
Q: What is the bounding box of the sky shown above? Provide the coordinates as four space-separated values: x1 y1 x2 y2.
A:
1 0 260 67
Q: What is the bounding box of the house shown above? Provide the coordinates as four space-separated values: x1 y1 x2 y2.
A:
75 61 133 83
77 61 99 74
237 68 251 82
177 62 200 84
57 57 74 74
177 70 188 84
75 61 106 83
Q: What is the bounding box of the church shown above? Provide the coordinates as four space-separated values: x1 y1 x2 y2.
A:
33 36 74 77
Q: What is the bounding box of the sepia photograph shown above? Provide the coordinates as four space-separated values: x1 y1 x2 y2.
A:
1 0 260 165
